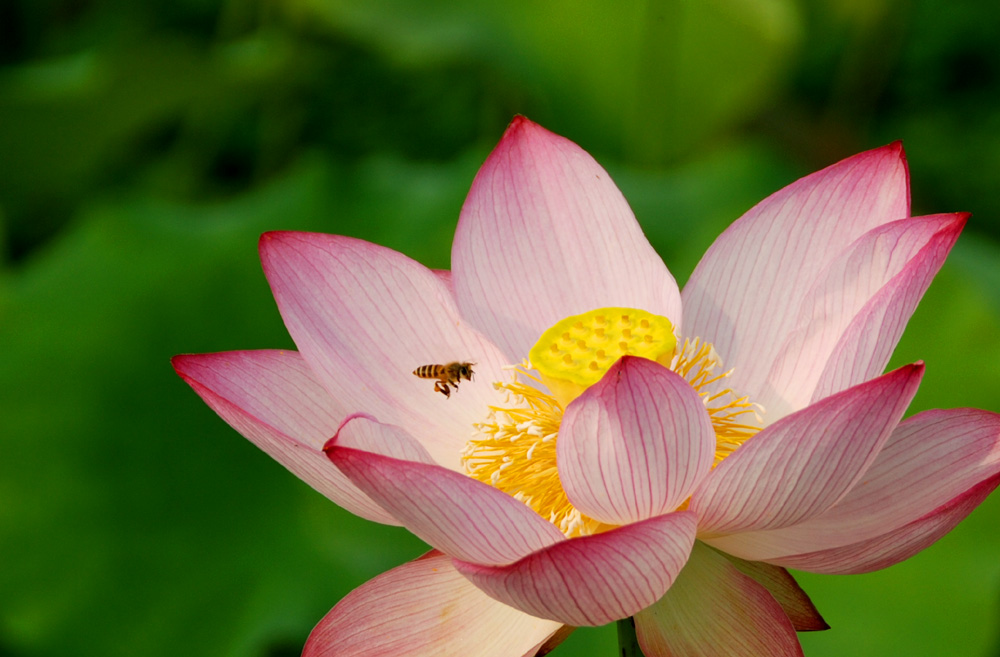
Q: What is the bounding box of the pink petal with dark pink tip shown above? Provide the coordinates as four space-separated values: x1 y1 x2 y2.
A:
303 551 565 657
682 144 910 403
172 350 397 525
452 511 697 627
706 408 1000 560
558 357 715 525
693 364 923 538
762 213 966 419
769 472 1000 574
809 213 966 405
452 116 682 361
633 542 804 657
259 231 509 471
326 445 564 566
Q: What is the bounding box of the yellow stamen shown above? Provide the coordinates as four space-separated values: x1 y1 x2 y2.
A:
463 368 605 538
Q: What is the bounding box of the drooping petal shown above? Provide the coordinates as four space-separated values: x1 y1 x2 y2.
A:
259 231 509 471
693 364 923 538
172 350 396 525
682 143 910 403
452 116 682 360
769 472 1000 574
633 542 803 657
453 511 697 627
325 443 565 565
715 552 829 631
303 551 566 657
558 357 715 525
705 408 1000 560
763 213 966 419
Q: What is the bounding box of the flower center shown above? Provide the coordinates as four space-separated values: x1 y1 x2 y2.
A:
463 307 761 537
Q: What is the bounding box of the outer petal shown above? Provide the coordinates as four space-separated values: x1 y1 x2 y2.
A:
325 443 564 565
693 364 923 538
259 231 510 470
452 116 682 360
172 350 396 525
707 408 1000 560
763 213 966 419
633 542 803 657
769 472 1000 574
303 551 565 657
453 512 697 627
716 552 829 631
682 143 909 404
558 357 715 525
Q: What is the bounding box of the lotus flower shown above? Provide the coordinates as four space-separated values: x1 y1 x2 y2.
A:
173 117 1000 657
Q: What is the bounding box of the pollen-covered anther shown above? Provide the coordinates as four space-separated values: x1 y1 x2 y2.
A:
464 368 603 538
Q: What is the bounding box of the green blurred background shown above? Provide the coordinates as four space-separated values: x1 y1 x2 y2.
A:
3 0 1000 655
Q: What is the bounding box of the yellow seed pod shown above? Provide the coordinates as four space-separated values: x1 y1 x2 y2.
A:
528 307 677 405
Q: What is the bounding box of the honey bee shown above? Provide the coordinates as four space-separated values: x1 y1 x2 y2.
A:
412 361 475 398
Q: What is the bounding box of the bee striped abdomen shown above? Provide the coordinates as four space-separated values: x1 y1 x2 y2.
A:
413 364 445 379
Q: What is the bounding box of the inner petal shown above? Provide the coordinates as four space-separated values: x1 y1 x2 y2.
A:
463 307 762 538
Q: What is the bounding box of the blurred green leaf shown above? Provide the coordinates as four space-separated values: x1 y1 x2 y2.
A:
0 157 439 657
284 0 802 163
0 31 313 256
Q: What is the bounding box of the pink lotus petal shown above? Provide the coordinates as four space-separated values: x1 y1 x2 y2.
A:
810 213 966 405
259 231 510 471
693 364 923 537
763 213 966 419
303 550 565 657
172 350 396 525
716 552 828 631
452 116 682 360
433 269 454 295
769 472 1000 574
558 357 715 524
335 413 435 465
682 143 909 402
705 408 1000 559
453 511 697 627
633 542 803 657
326 445 565 565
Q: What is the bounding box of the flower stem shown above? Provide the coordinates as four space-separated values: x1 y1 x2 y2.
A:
616 617 645 657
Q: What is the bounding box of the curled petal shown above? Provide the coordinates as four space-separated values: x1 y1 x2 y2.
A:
335 413 435 465
326 444 564 565
769 472 1000 574
303 551 565 657
764 213 966 419
633 542 804 657
260 231 509 470
558 357 715 524
693 364 923 538
682 143 910 402
453 512 697 627
173 350 396 525
711 408 1000 560
452 116 682 360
